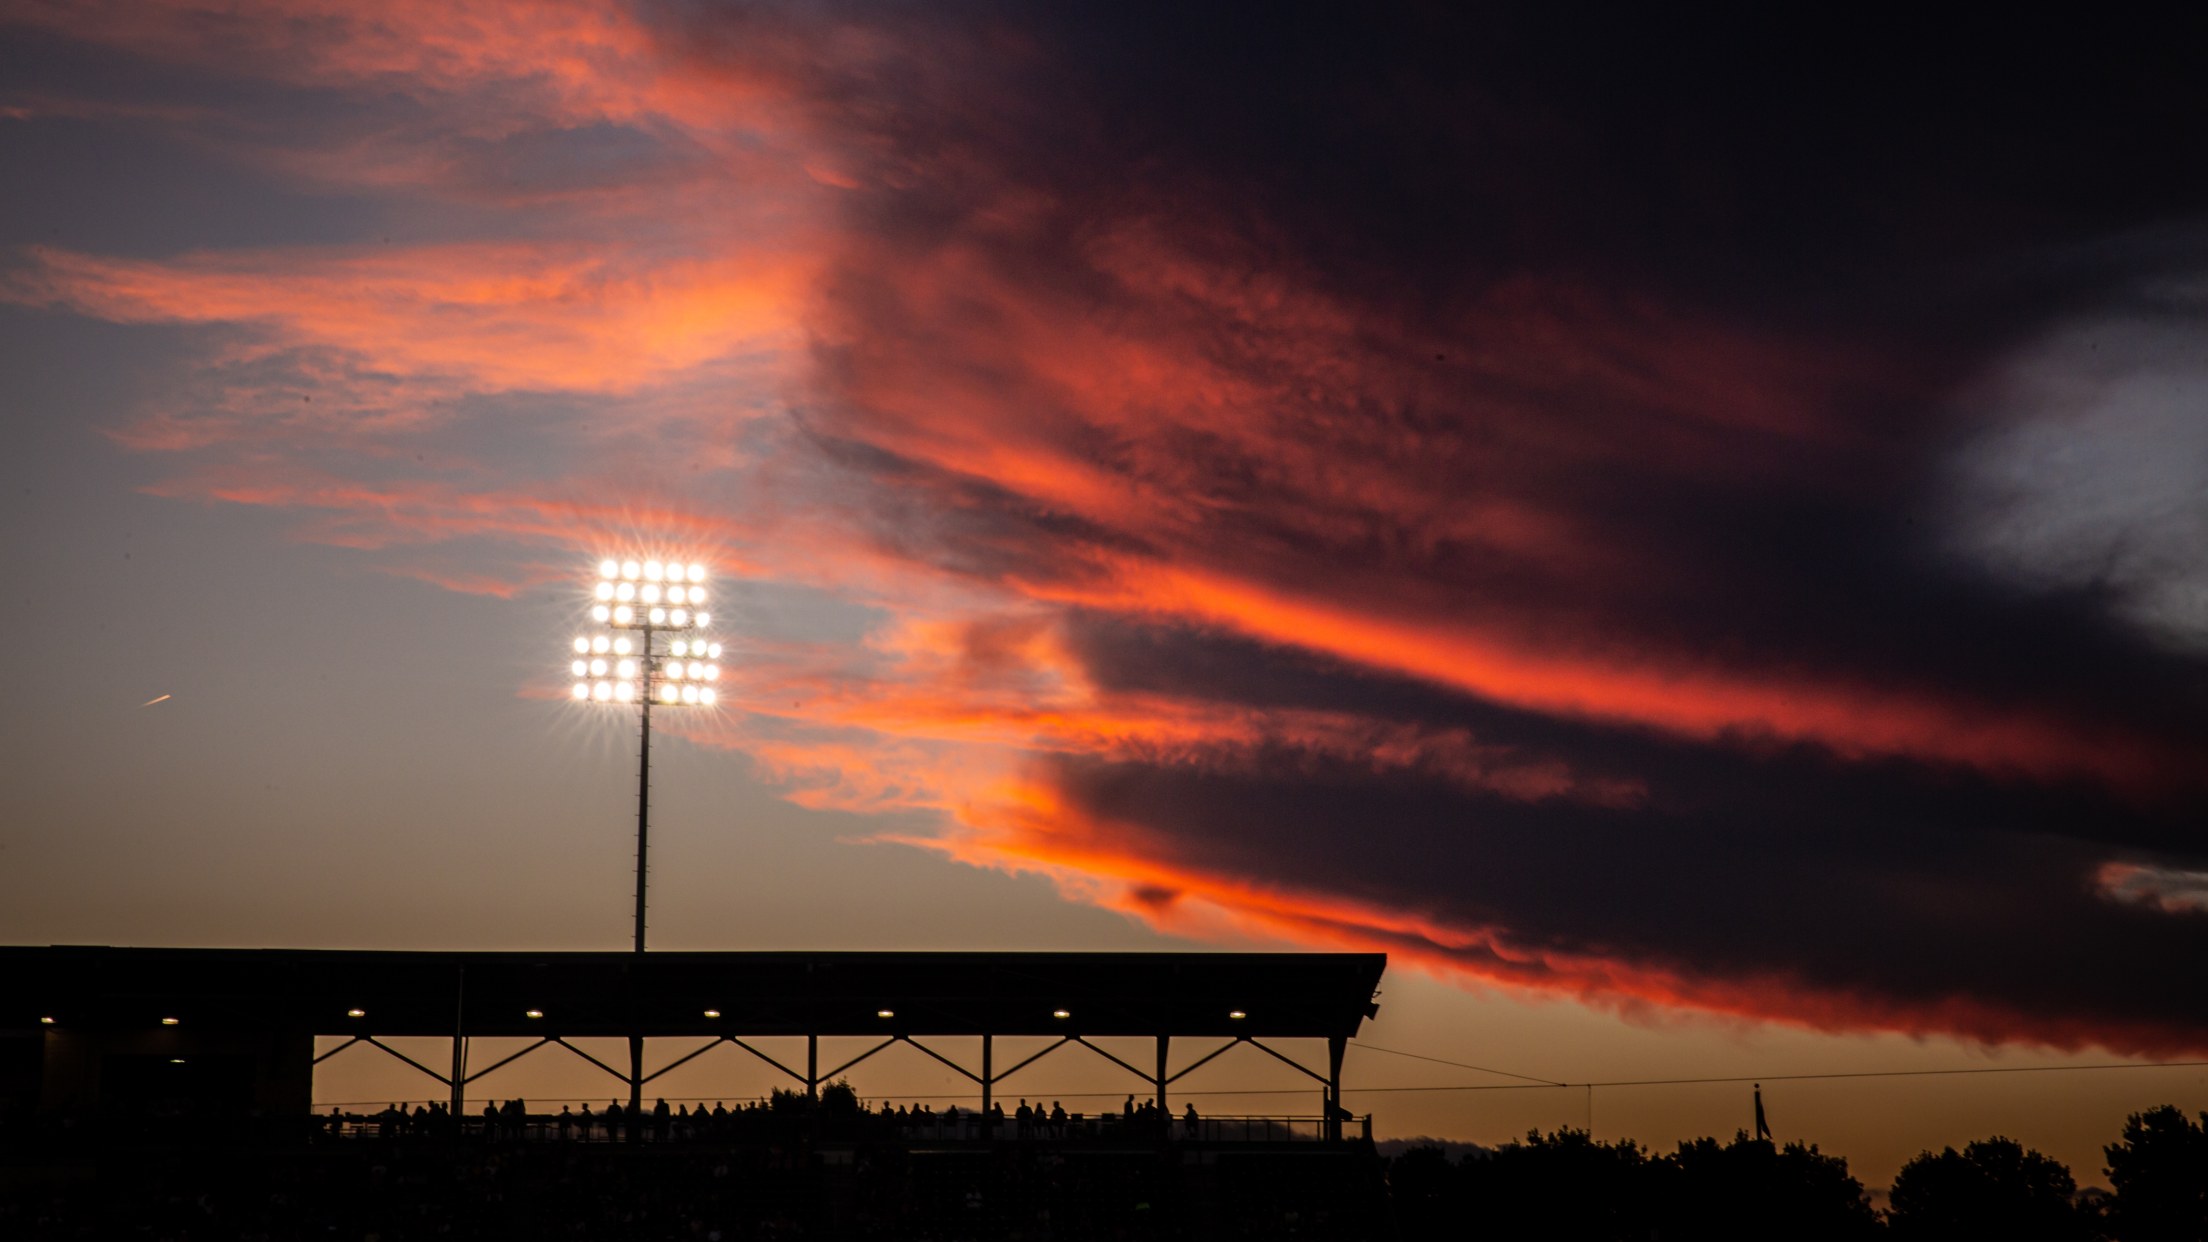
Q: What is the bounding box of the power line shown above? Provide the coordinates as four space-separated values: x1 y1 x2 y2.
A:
1348 1040 1564 1086
1337 1059 2208 1094
317 1048 2208 1111
1575 1061 2208 1091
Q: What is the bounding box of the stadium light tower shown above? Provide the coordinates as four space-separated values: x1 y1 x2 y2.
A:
569 556 722 953
567 556 721 1113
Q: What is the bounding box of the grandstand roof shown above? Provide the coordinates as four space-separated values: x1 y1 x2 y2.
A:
7 946 1385 1040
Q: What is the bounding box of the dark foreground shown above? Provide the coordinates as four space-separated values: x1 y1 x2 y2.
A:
0 1133 1387 1241
8 1105 2208 1240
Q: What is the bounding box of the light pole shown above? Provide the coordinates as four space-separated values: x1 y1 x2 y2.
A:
567 555 721 1113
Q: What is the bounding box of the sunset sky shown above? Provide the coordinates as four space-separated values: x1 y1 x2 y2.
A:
3 1 2206 1188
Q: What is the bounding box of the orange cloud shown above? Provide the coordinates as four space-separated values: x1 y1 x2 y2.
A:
694 606 1647 815
6 241 813 397
1075 560 2177 790
0 0 745 132
918 784 2208 1058
807 212 2184 793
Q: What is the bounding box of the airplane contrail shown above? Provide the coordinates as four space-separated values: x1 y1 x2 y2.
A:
140 694 171 707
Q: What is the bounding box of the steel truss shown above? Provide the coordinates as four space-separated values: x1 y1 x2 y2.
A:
314 1029 1355 1139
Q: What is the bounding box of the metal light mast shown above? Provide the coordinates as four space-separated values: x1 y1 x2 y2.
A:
566 556 722 1111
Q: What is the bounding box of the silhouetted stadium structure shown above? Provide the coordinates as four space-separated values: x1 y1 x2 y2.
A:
5 946 1393 1237
5 946 1383 1130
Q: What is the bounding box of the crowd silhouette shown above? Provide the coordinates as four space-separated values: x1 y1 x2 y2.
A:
0 1082 1381 1240
313 1084 1272 1148
6 1089 2205 1239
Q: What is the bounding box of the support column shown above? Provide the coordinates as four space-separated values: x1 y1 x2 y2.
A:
1154 1034 1169 1114
806 1035 819 1098
629 640 653 1127
448 965 466 1120
1326 1035 1346 1142
628 1035 644 1119
634 625 654 956
980 1035 993 1118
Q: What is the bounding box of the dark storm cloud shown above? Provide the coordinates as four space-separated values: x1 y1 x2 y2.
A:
1044 738 2208 1049
765 2 2208 1047
1048 613 2208 1046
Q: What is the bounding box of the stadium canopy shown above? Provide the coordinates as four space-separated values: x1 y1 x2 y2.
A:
7 947 1386 1129
11 947 1382 1038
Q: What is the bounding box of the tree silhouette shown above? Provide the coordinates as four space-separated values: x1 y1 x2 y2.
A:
1380 1105 2208 1242
2105 1106 2208 1242
818 1079 861 1116
1392 1127 1878 1241
1386 1144 1457 1239
1668 1132 1880 1241
1455 1128 1668 1240
1887 1137 2084 1241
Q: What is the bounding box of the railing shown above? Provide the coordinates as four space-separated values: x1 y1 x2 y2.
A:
317 1108 1372 1145
897 1112 1342 1143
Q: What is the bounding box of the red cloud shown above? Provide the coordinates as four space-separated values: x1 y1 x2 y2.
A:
697 609 1641 807
0 0 740 130
810 212 2189 792
1066 560 2179 789
6 242 813 397
917 784 2208 1059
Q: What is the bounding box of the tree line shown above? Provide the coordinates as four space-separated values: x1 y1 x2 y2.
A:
1389 1104 2208 1240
